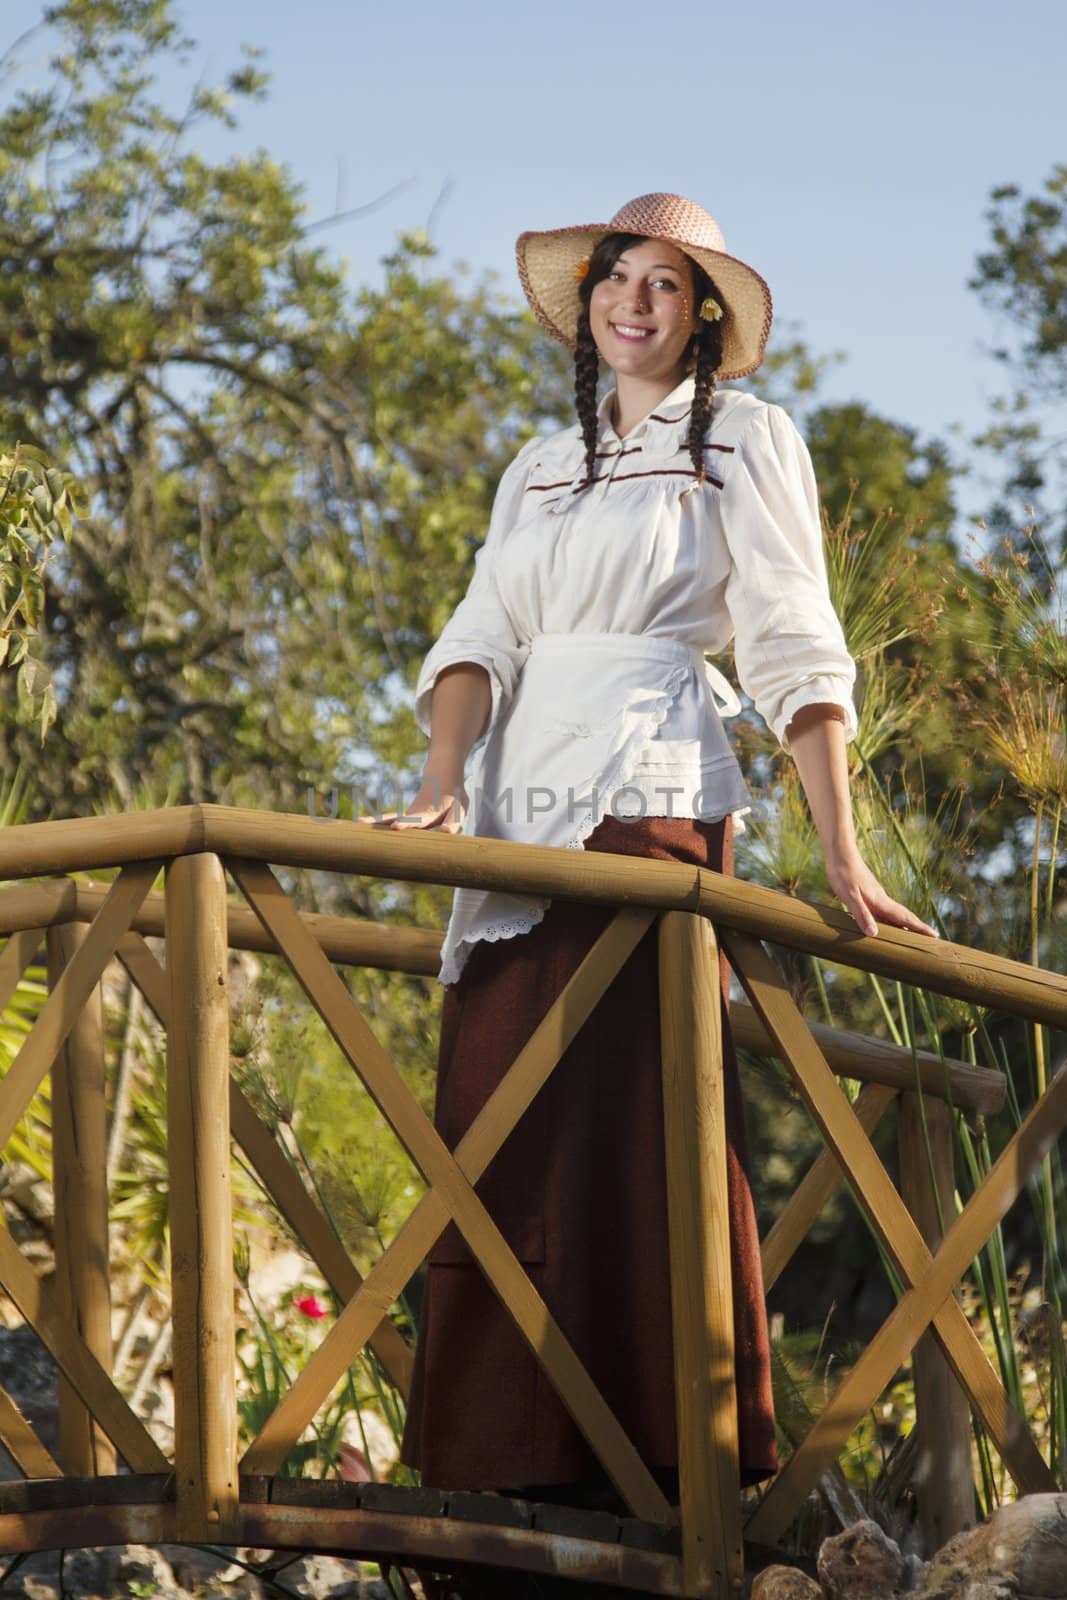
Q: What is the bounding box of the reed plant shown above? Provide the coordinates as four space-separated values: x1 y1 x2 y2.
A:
737 503 1067 1522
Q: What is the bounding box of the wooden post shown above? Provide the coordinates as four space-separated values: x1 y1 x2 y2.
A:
898 1091 976 1552
165 854 238 1541
46 922 116 1475
659 910 743 1599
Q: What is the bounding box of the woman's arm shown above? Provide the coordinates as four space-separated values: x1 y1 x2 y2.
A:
787 714 938 939
357 662 490 831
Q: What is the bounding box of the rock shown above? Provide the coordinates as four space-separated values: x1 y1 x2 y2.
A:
917 1493 1067 1599
0 1326 60 1472
281 1553 371 1596
818 1517 907 1598
751 1566 824 1599
0 1550 66 1600
63 1544 187 1598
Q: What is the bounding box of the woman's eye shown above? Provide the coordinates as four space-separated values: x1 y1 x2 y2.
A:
654 279 679 292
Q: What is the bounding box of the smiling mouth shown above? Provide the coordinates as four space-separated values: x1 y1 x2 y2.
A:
611 323 654 342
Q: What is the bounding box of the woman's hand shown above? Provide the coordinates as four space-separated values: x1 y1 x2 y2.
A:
354 776 468 833
825 844 939 940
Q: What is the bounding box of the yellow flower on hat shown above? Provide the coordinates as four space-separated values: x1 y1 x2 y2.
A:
699 295 724 322
575 258 590 283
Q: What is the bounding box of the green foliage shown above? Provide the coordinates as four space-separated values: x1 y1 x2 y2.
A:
0 2 569 819
968 163 1067 549
807 402 957 538
0 443 85 741
971 164 1067 388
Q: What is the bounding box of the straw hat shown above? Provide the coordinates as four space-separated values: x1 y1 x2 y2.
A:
515 192 773 381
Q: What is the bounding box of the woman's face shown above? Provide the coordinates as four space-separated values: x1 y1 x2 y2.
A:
588 237 701 387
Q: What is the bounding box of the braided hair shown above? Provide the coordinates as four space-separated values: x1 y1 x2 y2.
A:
574 231 727 493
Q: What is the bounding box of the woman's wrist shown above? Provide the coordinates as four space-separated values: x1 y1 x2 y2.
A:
424 743 467 780
821 830 863 870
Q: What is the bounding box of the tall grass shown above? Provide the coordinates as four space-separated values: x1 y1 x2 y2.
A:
738 504 1067 1520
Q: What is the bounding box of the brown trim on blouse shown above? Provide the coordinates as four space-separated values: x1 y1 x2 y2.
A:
527 468 725 494
608 468 724 489
647 416 736 455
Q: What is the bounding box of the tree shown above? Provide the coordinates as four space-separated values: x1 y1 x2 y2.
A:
0 441 85 740
969 163 1067 555
0 0 570 822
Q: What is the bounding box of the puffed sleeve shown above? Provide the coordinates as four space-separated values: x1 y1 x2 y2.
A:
413 436 539 742
718 403 858 749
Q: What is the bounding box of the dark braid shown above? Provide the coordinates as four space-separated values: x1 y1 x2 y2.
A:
685 278 725 485
574 309 601 492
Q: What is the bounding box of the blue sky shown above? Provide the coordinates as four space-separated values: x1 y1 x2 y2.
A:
6 0 1066 520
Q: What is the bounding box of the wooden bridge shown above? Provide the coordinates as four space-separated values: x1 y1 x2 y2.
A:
0 803 1064 1597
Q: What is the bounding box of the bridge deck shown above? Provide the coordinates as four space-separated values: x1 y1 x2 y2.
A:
0 1476 698 1594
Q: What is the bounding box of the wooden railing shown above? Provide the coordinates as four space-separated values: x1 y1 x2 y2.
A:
0 804 1063 1598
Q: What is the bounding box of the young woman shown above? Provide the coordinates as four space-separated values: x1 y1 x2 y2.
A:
362 193 936 1529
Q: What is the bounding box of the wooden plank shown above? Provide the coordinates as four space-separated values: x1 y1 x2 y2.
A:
0 1385 62 1479
0 1496 683 1592
898 1091 976 1552
46 923 115 1476
0 803 1063 1036
0 863 161 1153
165 853 239 1541
726 934 1057 1543
0 928 47 1010
227 855 673 1524
0 808 200 881
0 1474 171 1513
0 884 78 941
0 1222 168 1472
103 888 1005 1113
199 804 1067 1032
761 1083 898 1291
91 884 447 979
659 912 743 1597
115 929 415 1397
730 1004 1003 1115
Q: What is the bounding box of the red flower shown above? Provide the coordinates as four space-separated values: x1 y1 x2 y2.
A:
295 1293 328 1321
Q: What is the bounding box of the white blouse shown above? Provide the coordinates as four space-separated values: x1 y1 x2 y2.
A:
415 375 857 987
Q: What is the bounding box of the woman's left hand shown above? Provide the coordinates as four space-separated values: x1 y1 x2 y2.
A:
825 845 939 940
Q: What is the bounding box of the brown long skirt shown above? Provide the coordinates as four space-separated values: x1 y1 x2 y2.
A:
399 812 778 1493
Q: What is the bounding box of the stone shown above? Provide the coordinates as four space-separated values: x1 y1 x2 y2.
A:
818 1517 907 1598
751 1565 824 1599
282 1553 370 1596
62 1544 186 1599
0 1326 60 1471
917 1493 1067 1599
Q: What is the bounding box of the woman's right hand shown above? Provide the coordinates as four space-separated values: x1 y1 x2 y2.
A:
354 776 468 833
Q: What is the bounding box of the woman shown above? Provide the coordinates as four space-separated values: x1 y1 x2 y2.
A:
362 194 936 1526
